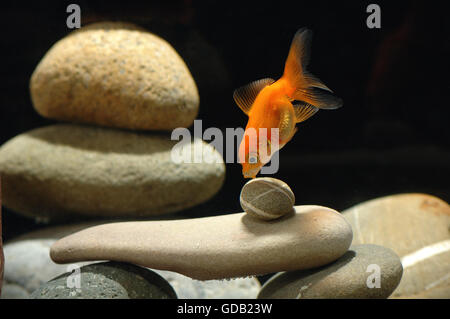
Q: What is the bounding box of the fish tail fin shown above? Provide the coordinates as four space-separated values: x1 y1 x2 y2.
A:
282 28 343 110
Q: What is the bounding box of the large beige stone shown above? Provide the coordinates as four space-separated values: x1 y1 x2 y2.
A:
0 124 225 221
30 22 199 131
50 205 353 280
342 194 450 298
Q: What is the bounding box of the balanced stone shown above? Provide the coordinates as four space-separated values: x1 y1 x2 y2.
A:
258 244 403 299
240 178 295 221
30 262 177 299
0 124 225 220
342 194 450 298
50 206 353 280
30 22 199 131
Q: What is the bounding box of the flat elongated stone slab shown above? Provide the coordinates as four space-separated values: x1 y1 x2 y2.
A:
50 206 353 280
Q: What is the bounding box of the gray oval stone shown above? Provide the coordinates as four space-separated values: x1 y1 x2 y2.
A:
240 178 295 220
0 124 225 220
30 262 177 299
258 244 403 299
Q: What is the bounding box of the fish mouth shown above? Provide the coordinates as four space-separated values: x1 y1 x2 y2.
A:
243 168 259 179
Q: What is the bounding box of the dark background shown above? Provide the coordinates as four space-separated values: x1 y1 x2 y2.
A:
1 0 449 242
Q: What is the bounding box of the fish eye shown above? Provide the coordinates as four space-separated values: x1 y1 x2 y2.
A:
249 154 258 164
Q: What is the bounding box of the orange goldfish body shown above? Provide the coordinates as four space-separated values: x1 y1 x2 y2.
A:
234 28 343 178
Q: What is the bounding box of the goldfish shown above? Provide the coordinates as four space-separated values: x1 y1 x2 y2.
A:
234 28 343 178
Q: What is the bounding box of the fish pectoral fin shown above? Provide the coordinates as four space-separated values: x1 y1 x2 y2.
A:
233 78 275 115
278 107 296 143
292 101 319 123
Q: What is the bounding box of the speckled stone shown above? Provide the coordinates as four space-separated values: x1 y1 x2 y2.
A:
50 205 353 280
30 22 199 131
258 244 403 299
0 124 225 220
240 178 295 220
342 194 450 298
30 262 177 299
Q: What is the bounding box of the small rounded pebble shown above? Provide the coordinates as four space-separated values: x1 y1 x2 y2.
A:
240 177 295 220
30 262 177 299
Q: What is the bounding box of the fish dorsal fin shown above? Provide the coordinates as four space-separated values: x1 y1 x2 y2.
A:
292 101 319 123
283 28 343 110
233 78 275 115
283 28 312 91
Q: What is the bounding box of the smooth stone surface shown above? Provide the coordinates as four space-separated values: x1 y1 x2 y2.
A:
30 22 199 131
30 262 177 299
240 178 295 221
0 179 3 296
50 205 353 280
0 220 182 298
1 220 260 299
154 270 260 299
1 284 29 299
342 194 450 298
0 124 225 220
258 244 403 299
392 284 450 299
1 222 102 297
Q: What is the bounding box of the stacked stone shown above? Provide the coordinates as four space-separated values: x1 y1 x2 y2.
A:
240 178 403 298
0 22 448 300
0 22 225 221
2 178 449 298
